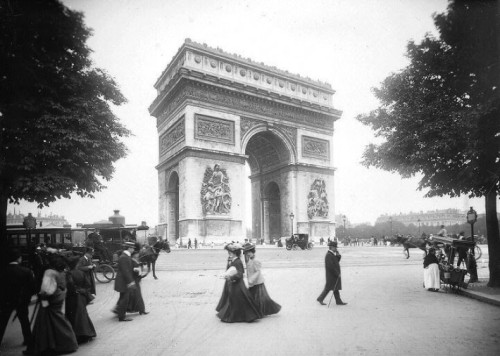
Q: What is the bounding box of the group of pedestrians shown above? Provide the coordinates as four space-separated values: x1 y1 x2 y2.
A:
215 239 346 323
1 247 97 355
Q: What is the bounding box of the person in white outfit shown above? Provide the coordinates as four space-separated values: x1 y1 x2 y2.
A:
423 248 440 292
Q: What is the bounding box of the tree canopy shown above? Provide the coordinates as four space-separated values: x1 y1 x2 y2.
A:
357 0 500 286
0 0 130 243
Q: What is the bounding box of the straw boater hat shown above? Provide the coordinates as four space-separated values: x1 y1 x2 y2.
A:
123 241 136 249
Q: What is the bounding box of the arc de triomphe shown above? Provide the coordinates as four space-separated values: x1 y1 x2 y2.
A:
149 39 342 245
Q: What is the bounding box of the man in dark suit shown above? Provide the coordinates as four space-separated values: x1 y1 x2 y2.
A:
317 240 347 306
0 249 36 355
77 247 96 297
113 242 136 321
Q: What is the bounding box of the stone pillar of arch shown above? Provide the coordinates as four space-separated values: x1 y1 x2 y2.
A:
149 39 342 244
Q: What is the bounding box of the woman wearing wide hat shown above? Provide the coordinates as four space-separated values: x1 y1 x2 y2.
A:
216 243 262 323
243 243 281 316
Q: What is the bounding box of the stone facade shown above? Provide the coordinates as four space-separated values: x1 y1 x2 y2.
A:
150 39 342 244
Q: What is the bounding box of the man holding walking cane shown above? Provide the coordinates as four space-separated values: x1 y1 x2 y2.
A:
317 240 347 307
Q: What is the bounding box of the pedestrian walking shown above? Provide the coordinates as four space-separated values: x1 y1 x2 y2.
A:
65 256 96 343
77 247 96 299
423 248 440 292
242 243 281 316
194 238 198 249
188 238 192 249
32 253 78 355
216 243 262 323
317 240 347 306
113 242 136 322
0 249 36 355
127 250 149 315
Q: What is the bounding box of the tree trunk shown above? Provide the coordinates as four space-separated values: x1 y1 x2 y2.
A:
485 190 500 287
0 189 9 266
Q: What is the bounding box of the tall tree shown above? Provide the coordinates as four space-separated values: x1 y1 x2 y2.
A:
0 0 130 248
357 0 500 286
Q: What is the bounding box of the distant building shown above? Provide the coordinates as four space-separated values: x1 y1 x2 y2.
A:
376 209 466 227
7 209 69 227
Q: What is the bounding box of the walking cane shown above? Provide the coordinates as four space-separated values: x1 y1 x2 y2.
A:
327 275 340 308
30 297 40 326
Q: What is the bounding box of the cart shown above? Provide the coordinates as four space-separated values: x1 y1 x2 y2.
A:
285 234 313 250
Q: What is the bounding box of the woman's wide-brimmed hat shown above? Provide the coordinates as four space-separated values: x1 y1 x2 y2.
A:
242 242 255 253
225 243 242 252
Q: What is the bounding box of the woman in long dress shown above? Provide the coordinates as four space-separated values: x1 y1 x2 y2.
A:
216 243 262 323
65 256 96 344
127 250 148 315
32 253 78 355
423 248 440 292
243 243 281 316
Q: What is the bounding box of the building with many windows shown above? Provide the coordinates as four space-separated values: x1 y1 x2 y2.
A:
7 210 69 227
376 209 467 227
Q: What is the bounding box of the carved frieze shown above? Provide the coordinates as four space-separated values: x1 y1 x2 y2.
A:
159 117 185 154
302 135 330 160
157 82 333 131
195 114 235 144
200 164 232 215
307 178 329 219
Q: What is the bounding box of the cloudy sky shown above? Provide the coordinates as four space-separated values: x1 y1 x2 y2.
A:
11 0 483 227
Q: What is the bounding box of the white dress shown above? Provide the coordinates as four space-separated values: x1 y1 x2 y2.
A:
424 263 440 289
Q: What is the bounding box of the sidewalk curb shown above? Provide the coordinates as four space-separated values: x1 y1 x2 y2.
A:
459 288 500 307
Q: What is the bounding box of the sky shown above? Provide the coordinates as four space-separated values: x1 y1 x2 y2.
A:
10 0 484 227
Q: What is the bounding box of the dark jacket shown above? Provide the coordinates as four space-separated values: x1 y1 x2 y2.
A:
0 263 36 307
114 253 134 293
77 255 96 295
324 250 342 291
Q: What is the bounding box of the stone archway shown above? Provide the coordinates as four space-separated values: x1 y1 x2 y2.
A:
245 130 291 243
166 172 179 244
150 40 341 243
263 181 281 244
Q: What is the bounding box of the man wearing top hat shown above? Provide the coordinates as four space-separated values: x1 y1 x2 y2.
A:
317 240 347 306
113 242 136 321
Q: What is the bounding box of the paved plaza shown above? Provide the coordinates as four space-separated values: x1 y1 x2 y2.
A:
2 245 499 356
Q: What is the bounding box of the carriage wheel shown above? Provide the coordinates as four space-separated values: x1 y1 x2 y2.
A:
307 243 313 250
94 263 115 283
474 246 482 260
292 244 298 250
286 244 292 251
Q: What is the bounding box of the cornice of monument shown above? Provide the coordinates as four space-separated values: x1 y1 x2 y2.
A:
150 39 342 118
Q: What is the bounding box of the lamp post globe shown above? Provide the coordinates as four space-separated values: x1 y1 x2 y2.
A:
289 212 294 237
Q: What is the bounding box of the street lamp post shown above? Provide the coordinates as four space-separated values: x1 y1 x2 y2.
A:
466 206 478 283
418 218 421 236
389 217 393 236
342 215 346 240
289 212 294 237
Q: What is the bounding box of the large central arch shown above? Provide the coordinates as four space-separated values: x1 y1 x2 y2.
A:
149 39 342 244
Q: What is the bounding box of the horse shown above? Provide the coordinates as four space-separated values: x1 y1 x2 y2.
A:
395 234 429 259
138 237 171 279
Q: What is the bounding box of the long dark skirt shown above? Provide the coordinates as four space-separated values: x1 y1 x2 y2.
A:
33 292 78 355
127 282 145 313
65 293 96 343
216 280 262 323
215 281 229 312
249 283 281 316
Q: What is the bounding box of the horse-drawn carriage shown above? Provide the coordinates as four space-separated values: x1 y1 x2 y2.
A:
285 234 313 250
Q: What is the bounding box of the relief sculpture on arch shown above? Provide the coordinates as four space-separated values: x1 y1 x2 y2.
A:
307 178 329 219
200 164 232 215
